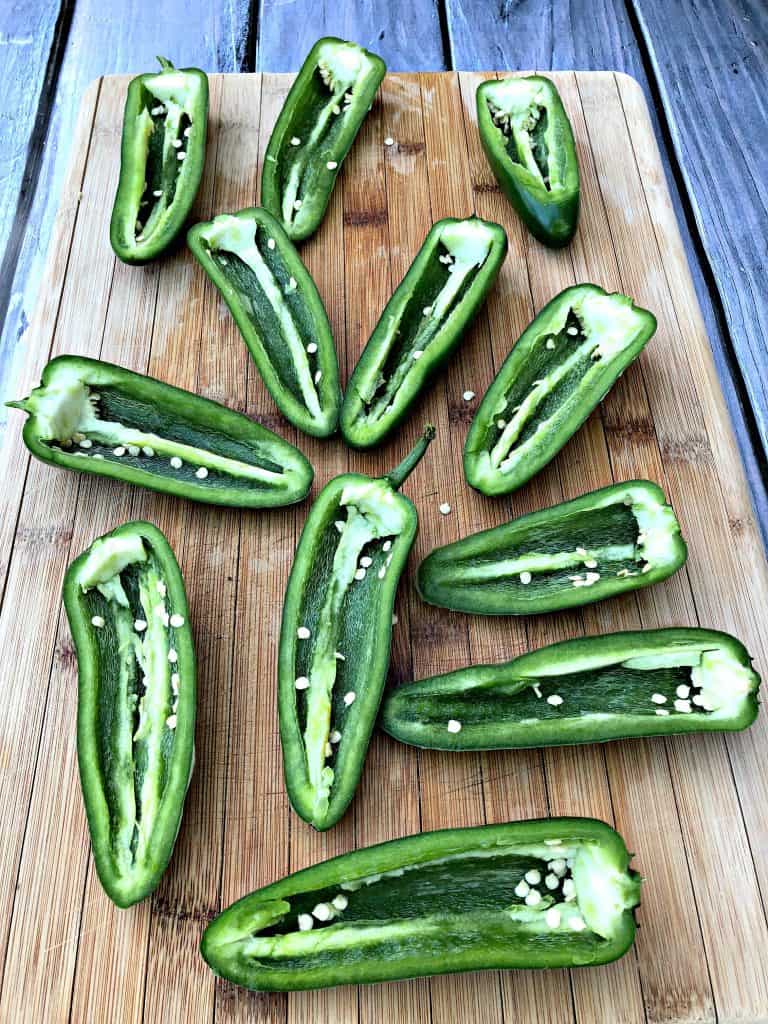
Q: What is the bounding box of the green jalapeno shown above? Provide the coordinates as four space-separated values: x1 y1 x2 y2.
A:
110 57 209 264
340 217 507 448
262 37 386 241
279 426 435 831
464 285 657 496
417 480 687 615
188 208 341 437
382 628 760 750
477 75 579 247
64 521 195 907
201 817 641 990
7 355 313 507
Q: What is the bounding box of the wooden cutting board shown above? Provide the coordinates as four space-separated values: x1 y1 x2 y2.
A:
1 70 767 1024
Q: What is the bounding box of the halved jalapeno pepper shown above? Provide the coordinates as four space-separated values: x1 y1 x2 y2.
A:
341 217 507 448
381 628 760 750
8 355 313 507
201 817 641 990
110 57 209 264
417 480 687 615
262 37 386 241
279 427 434 831
477 75 579 247
188 208 341 437
64 521 195 907
464 285 656 496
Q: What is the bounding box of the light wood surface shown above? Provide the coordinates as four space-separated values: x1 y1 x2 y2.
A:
1 71 767 1024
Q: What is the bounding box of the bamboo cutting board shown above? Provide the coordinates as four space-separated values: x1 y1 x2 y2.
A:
1 70 768 1024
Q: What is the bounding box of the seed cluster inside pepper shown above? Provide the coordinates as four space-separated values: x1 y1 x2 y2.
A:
134 89 193 242
488 94 551 189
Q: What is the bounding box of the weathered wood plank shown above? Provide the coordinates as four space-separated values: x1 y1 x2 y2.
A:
0 0 69 389
630 0 768 476
255 0 446 72
0 0 252 421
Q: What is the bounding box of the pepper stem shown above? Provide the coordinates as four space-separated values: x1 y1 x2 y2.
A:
385 425 436 490
156 56 176 72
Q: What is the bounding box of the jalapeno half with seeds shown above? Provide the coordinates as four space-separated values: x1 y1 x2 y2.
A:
279 426 435 831
340 217 507 448
382 628 760 750
110 57 208 264
64 522 195 907
477 75 579 247
188 208 341 437
8 355 313 507
262 37 386 241
417 480 687 615
201 817 641 990
465 285 656 496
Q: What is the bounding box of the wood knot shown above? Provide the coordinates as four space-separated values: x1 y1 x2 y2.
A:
343 208 388 228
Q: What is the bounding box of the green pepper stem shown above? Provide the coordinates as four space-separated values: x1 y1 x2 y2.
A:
385 425 436 490
156 56 176 72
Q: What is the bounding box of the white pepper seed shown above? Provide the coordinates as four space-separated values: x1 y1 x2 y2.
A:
447 719 462 733
295 677 310 690
91 615 105 628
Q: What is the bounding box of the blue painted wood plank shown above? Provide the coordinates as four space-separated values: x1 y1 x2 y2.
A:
0 0 253 417
256 0 446 71
443 0 768 538
630 0 768 473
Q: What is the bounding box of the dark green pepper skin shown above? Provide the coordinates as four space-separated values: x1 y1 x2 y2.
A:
464 285 657 496
417 480 687 615
476 75 579 247
187 207 341 437
279 428 434 831
341 217 507 448
201 817 641 991
110 58 209 264
8 355 313 508
261 37 386 241
381 628 760 750
64 522 195 907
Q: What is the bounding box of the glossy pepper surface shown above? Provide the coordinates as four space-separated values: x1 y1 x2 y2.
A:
64 522 195 907
477 75 579 247
201 817 641 991
341 217 507 448
417 480 687 615
279 427 434 831
188 208 341 437
382 628 760 750
464 285 657 496
8 355 313 507
262 37 385 241
110 57 208 264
